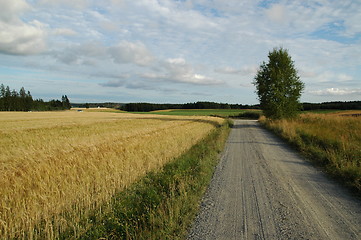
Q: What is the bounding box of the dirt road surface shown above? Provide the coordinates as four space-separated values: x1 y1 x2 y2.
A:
188 120 361 239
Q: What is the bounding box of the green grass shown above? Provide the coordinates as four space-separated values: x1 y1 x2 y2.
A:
67 120 232 240
130 109 260 117
260 114 361 193
301 109 343 114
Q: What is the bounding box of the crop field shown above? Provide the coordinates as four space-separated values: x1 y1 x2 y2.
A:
260 111 361 190
0 111 223 239
136 109 261 117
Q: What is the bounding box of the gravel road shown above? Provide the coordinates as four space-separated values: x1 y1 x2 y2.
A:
188 120 361 240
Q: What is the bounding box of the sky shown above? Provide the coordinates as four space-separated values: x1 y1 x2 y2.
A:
0 0 360 104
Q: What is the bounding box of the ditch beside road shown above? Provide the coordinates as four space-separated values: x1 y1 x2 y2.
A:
188 120 361 239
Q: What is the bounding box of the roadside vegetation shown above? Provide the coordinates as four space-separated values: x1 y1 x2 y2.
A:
260 112 361 192
77 120 231 239
0 111 224 239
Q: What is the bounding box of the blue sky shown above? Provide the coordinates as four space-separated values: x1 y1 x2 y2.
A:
0 0 360 104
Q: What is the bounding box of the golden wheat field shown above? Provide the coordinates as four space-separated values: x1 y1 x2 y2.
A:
0 111 223 239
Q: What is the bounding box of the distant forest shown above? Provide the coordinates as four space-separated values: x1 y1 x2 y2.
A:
119 101 361 112
72 101 361 112
119 102 260 112
0 84 71 111
2 83 359 112
302 101 361 111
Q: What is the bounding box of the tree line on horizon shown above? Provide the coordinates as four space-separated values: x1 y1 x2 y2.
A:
119 101 360 112
120 102 260 112
0 84 71 111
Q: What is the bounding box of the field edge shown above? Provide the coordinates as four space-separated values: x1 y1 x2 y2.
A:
259 117 361 196
68 120 232 239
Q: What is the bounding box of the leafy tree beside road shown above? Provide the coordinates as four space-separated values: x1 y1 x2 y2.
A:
253 47 304 119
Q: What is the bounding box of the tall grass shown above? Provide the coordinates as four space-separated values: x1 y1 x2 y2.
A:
77 120 231 239
260 113 361 191
0 112 223 239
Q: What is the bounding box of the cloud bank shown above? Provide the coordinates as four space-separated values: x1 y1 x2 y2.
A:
0 0 360 103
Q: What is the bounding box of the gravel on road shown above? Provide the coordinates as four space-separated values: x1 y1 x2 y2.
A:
187 120 361 240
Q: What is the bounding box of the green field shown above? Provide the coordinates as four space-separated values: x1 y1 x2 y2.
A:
130 109 261 117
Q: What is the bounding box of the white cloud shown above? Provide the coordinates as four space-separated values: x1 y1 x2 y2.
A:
141 57 224 85
0 0 30 22
298 69 318 78
265 4 287 24
52 28 77 36
0 21 47 55
99 79 125 88
215 66 241 74
309 71 355 84
132 0 219 31
0 0 360 103
0 0 47 55
215 65 258 76
338 74 353 82
309 88 361 96
53 42 107 65
37 0 88 9
108 41 154 66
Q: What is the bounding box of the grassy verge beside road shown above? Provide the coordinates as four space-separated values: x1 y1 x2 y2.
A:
78 120 232 239
260 112 361 192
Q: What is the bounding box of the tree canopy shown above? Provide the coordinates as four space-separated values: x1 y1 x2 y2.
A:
253 47 304 119
0 84 71 111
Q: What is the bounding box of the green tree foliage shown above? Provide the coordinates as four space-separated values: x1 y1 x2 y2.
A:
121 101 260 112
62 95 71 109
253 47 304 119
0 84 71 111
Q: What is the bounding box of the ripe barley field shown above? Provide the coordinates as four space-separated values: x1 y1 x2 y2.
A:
0 111 223 239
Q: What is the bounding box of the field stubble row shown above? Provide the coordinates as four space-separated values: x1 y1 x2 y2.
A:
0 111 223 239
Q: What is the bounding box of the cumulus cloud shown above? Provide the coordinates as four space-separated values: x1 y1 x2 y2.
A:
53 42 107 65
1 0 360 103
37 0 88 9
0 0 29 22
52 40 155 67
125 0 219 35
311 71 355 84
298 69 318 78
215 65 258 76
338 74 353 82
99 80 125 88
108 41 154 66
265 4 287 23
215 66 241 74
309 88 361 96
142 58 224 85
52 28 77 36
0 0 47 55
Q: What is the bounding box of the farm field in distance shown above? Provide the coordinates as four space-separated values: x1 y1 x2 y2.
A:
125 109 261 117
0 111 223 239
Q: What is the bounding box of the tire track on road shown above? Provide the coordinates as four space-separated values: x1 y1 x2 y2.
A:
188 120 361 240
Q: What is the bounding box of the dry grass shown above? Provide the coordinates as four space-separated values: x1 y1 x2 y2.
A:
260 113 361 190
0 111 223 239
